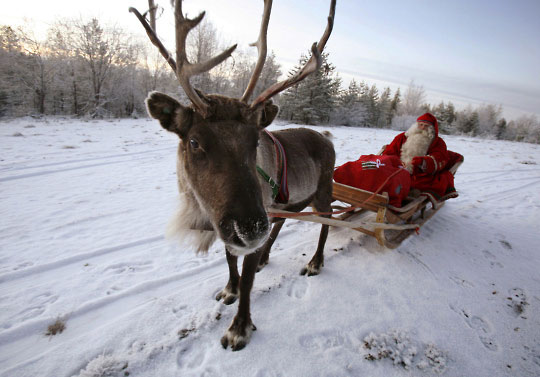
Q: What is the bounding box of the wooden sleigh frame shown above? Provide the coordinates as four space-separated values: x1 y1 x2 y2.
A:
331 183 438 248
267 152 463 249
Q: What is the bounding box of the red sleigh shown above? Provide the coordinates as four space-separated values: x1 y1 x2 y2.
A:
268 149 463 248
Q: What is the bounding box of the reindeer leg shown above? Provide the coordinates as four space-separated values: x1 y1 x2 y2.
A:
216 248 240 305
300 221 329 276
256 219 285 272
300 183 333 276
221 250 262 351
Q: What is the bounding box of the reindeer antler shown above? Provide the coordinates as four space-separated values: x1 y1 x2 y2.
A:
131 0 336 115
250 0 336 108
130 0 237 118
240 0 273 103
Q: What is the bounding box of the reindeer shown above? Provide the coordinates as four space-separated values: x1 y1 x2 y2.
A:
130 0 336 350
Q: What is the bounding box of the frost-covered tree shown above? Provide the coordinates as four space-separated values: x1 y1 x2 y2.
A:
188 18 219 94
227 51 282 100
476 103 503 137
0 25 26 115
0 25 53 116
278 52 340 124
332 79 366 126
362 84 379 127
506 115 540 143
398 80 426 116
74 19 132 116
390 87 401 116
454 107 479 135
495 118 507 140
377 87 393 128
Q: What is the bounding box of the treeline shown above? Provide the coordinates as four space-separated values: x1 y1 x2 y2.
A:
0 18 281 118
1 16 539 144
279 54 540 144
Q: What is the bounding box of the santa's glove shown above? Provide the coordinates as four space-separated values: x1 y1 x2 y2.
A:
411 156 436 174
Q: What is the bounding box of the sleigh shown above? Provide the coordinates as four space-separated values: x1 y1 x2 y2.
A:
268 150 463 249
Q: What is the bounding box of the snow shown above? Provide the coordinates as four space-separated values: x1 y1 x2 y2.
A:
1 116 539 377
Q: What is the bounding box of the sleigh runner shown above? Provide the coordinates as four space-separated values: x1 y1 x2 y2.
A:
331 182 442 248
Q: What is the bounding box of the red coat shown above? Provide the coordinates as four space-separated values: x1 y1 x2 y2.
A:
382 132 455 200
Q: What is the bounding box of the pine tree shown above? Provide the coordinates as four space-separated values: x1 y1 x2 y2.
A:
377 87 392 128
390 87 401 114
333 79 366 126
495 118 507 140
364 85 379 127
278 52 340 125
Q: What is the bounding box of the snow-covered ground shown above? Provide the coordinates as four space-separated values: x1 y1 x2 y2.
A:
1 117 539 377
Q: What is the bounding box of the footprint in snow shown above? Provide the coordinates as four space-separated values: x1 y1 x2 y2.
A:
482 250 504 268
449 304 499 352
481 249 496 260
18 292 58 321
12 261 34 271
103 261 153 274
298 330 350 352
287 278 308 299
449 275 475 288
172 304 188 316
506 287 528 316
499 240 512 250
177 344 217 376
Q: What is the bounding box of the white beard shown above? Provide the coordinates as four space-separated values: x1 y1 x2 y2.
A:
400 123 435 169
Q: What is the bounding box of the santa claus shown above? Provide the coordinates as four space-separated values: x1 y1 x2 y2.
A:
382 113 459 204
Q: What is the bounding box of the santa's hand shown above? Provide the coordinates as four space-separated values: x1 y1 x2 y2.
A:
411 156 435 174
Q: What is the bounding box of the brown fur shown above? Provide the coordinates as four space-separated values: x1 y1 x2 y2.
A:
147 91 335 351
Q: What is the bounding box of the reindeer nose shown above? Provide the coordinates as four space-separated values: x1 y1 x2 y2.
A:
234 216 269 242
220 214 270 253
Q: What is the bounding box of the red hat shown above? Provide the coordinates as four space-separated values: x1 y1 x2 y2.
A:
417 113 438 135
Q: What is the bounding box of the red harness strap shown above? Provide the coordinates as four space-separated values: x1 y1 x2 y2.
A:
264 129 289 204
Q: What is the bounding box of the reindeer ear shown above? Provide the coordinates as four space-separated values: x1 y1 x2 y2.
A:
245 100 279 129
146 91 193 137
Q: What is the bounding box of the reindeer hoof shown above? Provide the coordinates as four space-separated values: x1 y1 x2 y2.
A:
215 287 238 305
221 318 257 351
256 259 269 272
300 263 321 276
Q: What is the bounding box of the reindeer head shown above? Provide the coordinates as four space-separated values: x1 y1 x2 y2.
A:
130 0 335 253
146 91 278 251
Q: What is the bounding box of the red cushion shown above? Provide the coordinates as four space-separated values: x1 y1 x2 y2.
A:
334 155 411 207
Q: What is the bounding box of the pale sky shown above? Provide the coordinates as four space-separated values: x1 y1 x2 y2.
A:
2 0 539 120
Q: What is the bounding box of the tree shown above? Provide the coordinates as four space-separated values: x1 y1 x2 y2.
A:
332 79 366 126
70 18 131 116
398 80 426 116
506 115 540 143
0 25 26 115
377 87 393 128
495 118 507 140
363 84 379 127
455 107 479 135
188 18 219 94
0 25 53 116
476 103 502 137
390 87 401 115
278 52 340 124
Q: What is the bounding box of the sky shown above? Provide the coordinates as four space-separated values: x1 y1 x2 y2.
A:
2 0 540 120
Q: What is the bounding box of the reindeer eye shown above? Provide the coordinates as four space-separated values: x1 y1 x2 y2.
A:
189 138 200 150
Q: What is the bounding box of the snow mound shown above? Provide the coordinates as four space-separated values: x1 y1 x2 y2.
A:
74 354 128 377
363 329 446 373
